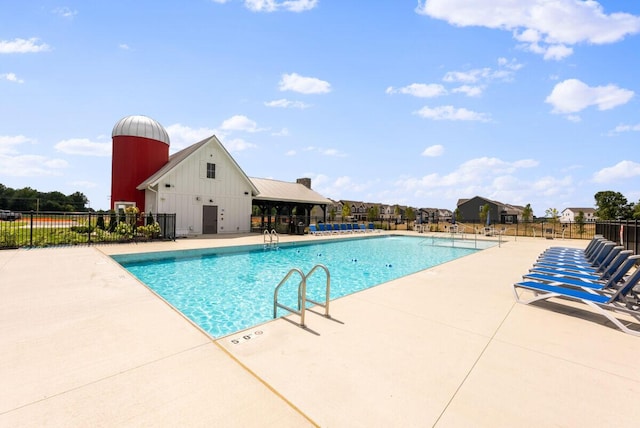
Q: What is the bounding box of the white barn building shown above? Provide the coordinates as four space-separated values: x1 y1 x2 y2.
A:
111 115 331 237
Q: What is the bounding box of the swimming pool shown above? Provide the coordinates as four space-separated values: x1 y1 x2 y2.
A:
114 235 494 338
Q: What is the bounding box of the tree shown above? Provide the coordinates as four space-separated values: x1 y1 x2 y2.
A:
594 191 632 220
405 207 415 230
367 205 378 222
341 203 351 221
522 204 533 223
633 203 640 220
479 204 490 225
96 213 106 230
329 207 336 222
393 205 401 222
522 203 533 236
454 208 463 223
68 191 89 211
575 210 585 237
545 208 559 224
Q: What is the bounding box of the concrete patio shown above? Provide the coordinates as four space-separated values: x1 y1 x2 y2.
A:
1 232 640 427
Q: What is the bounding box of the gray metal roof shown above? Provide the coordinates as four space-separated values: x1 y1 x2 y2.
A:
112 115 170 145
250 177 332 205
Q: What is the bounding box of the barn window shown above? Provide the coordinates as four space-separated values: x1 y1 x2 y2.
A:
206 163 216 179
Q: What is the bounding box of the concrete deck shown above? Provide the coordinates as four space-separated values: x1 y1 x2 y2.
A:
2 232 640 427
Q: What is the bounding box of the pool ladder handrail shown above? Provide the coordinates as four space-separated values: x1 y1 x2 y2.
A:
263 229 279 249
273 264 331 328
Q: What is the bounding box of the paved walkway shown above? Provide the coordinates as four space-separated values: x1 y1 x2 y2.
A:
2 233 640 427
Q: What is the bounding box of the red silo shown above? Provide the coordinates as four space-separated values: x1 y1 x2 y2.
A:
111 115 170 212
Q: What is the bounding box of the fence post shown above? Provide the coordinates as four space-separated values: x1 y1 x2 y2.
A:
88 211 92 244
29 211 34 247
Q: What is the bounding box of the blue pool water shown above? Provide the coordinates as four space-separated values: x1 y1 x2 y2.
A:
114 235 492 338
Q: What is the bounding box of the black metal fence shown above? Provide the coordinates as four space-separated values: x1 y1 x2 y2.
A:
0 211 176 249
250 215 600 239
596 220 639 254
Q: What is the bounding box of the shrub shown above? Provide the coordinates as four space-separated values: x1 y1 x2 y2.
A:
108 211 117 232
70 225 95 234
96 214 105 230
114 222 133 239
138 222 161 238
0 230 17 247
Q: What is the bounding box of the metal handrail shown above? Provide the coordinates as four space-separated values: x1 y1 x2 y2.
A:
273 268 307 327
263 229 279 249
304 264 331 317
272 264 331 328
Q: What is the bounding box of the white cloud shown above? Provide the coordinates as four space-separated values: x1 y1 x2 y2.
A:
219 115 261 132
444 59 522 84
421 145 444 157
264 98 311 109
416 1 640 60
608 123 640 135
451 85 483 97
303 146 347 157
272 128 290 137
592 160 640 183
541 44 573 61
119 44 131 50
285 149 296 156
0 38 50 54
55 138 111 156
167 122 260 153
166 123 218 151
279 73 331 94
244 0 317 12
397 156 538 190
414 105 490 122
52 7 78 19
0 135 32 154
545 78 634 114
0 73 24 83
219 137 258 152
530 175 574 197
0 154 68 177
386 83 447 98
440 58 521 97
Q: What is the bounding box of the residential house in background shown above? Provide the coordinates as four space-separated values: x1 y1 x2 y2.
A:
457 196 524 224
560 207 597 223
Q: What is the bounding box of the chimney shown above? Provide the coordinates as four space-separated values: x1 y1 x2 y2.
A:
296 177 311 189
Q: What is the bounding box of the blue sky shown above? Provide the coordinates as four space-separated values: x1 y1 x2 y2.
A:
1 0 639 215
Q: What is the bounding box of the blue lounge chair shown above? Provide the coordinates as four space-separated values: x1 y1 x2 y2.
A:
543 235 603 256
530 250 632 282
535 242 617 272
524 255 640 291
309 224 320 235
359 224 366 233
541 237 609 258
513 263 640 336
538 239 613 262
